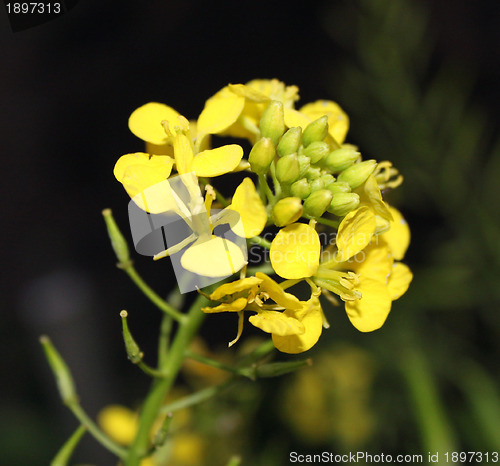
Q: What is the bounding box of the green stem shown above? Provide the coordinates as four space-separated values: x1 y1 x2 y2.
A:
123 294 209 466
269 161 282 199
248 235 272 249
185 350 252 378
258 174 275 204
122 265 185 322
51 425 86 466
160 379 236 415
307 215 340 229
67 403 126 458
137 361 167 378
157 314 173 369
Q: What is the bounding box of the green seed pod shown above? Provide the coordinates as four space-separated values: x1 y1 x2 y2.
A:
303 189 333 217
303 141 331 164
337 160 377 189
297 155 311 178
259 100 285 146
272 197 304 227
277 127 302 157
302 115 329 147
276 153 300 184
325 181 351 195
290 178 312 199
249 137 276 175
324 147 360 173
327 192 360 217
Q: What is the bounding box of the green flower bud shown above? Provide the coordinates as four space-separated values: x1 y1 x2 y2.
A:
276 153 300 185
327 192 360 217
277 127 302 157
272 197 303 227
40 336 78 405
305 166 322 181
320 174 335 186
310 177 324 192
337 160 377 189
249 137 276 175
303 189 333 217
102 208 131 267
120 310 143 364
290 178 312 199
325 147 360 173
302 115 329 147
326 181 351 195
303 141 331 164
297 155 311 178
259 100 285 146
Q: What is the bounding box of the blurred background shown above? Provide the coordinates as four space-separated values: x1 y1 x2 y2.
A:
1 0 500 464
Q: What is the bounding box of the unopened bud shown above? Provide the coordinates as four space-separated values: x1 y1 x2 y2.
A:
259 100 285 146
249 137 276 175
40 336 78 405
326 181 351 195
303 141 330 164
276 153 300 185
272 197 303 227
327 192 360 217
277 127 302 157
310 177 324 192
120 310 143 364
320 174 335 186
102 209 131 267
337 160 377 189
305 166 322 181
290 178 312 199
297 155 311 178
303 189 333 217
302 115 329 147
325 147 360 173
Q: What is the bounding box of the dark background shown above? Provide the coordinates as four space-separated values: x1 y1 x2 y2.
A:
1 0 499 464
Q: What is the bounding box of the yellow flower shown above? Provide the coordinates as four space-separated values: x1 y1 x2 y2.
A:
268 207 412 333
202 272 323 353
114 102 243 206
197 79 300 143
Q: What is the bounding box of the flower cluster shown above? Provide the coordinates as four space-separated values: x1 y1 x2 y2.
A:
114 79 412 354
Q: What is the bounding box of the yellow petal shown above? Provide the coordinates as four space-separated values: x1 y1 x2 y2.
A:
197 89 245 136
357 175 393 224
347 239 393 283
387 262 413 300
249 310 305 336
272 296 323 354
114 153 175 212
191 144 243 177
180 236 246 278
209 276 263 301
345 278 392 332
299 100 349 145
228 83 270 102
229 178 267 238
128 102 180 145
380 207 411 260
256 272 303 310
202 297 248 313
270 223 321 279
97 405 137 445
283 108 311 130
336 207 377 262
